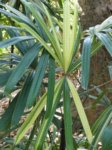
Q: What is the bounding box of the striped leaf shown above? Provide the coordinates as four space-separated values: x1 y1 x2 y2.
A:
63 0 78 72
67 78 93 143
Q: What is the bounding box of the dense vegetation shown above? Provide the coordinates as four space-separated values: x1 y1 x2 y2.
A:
0 0 112 149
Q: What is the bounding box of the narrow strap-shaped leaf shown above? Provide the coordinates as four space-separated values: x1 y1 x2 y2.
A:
45 56 55 117
0 36 34 48
26 53 49 107
5 43 41 93
63 0 71 72
0 94 19 131
15 79 63 144
96 33 112 56
11 73 33 126
63 0 78 72
67 78 93 143
81 36 93 89
68 25 82 72
63 79 74 150
34 79 63 150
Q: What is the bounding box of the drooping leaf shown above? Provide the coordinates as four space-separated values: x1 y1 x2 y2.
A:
26 52 49 107
0 36 34 48
11 73 33 126
5 43 41 93
81 36 93 89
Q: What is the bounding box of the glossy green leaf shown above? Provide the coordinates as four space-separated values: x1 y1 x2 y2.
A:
11 73 33 126
67 78 93 143
63 79 74 150
26 53 49 107
34 78 63 149
81 36 93 89
5 44 41 93
96 33 112 56
45 56 55 117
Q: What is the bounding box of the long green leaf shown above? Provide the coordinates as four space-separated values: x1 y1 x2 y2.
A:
63 0 71 72
26 53 49 107
0 36 34 48
34 79 63 149
45 56 55 117
81 36 93 89
63 79 74 150
11 73 33 126
63 0 78 72
67 78 93 143
5 44 41 93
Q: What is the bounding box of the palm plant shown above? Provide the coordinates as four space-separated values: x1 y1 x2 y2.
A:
0 0 112 149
